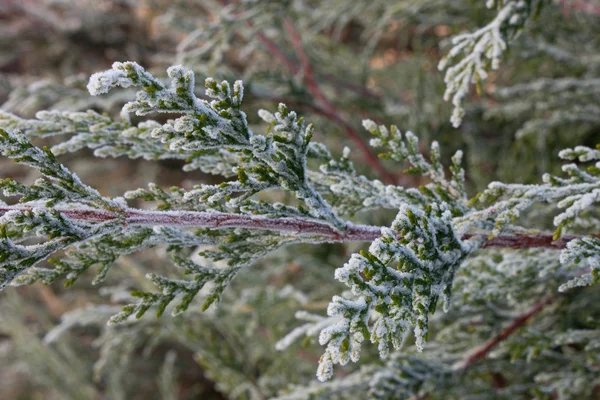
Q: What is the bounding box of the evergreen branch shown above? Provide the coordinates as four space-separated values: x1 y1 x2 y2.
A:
0 205 595 249
0 208 122 290
0 128 119 211
2 4 599 397
558 236 600 291
256 96 371 143
107 254 239 325
466 144 600 238
439 0 549 127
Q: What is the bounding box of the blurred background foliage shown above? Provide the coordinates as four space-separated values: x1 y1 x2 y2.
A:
0 0 598 399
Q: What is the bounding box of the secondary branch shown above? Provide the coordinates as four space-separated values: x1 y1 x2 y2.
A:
253 20 395 185
456 295 557 370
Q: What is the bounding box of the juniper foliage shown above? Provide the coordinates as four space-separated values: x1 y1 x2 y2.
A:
0 1 599 399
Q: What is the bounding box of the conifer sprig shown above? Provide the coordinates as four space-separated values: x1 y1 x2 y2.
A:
316 202 478 381
439 0 548 127
0 60 598 386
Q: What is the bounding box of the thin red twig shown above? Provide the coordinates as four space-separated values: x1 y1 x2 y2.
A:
282 18 332 113
281 18 396 185
257 95 381 145
255 31 300 75
254 33 382 101
456 295 558 371
254 94 407 183
0 205 594 249
320 72 383 100
253 19 395 185
561 0 600 16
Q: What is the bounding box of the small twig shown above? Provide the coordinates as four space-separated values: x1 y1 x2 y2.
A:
0 205 594 249
456 295 557 371
255 31 300 75
283 18 332 113
282 18 396 185
255 93 412 183
320 72 383 100
253 19 395 185
564 0 600 16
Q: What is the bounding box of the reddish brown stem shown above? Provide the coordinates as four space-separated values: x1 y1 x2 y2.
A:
283 18 332 113
258 94 394 161
320 72 383 100
282 18 395 185
254 31 381 100
562 0 600 16
256 94 409 183
255 31 300 75
0 205 594 249
457 296 557 370
0 205 380 242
